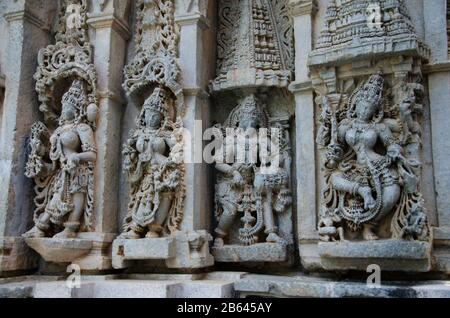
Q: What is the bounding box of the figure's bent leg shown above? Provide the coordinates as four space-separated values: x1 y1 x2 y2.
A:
54 193 85 239
146 193 174 238
22 212 51 238
331 174 376 210
264 192 285 244
214 201 237 248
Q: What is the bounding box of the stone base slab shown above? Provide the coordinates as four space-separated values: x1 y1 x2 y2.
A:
24 233 115 271
0 237 39 275
234 274 450 298
2 272 450 298
112 231 214 269
432 227 450 274
318 240 431 272
0 272 246 298
212 243 287 263
24 238 93 263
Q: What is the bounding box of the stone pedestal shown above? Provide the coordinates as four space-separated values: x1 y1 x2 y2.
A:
318 240 431 272
0 0 57 276
113 231 213 269
212 243 288 263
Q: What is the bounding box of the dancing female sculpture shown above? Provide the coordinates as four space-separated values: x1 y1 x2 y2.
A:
213 94 292 248
318 73 428 241
119 87 185 239
24 80 97 239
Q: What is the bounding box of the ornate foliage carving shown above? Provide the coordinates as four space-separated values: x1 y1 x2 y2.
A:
34 0 97 125
24 0 98 239
316 73 429 242
120 0 186 239
123 0 184 115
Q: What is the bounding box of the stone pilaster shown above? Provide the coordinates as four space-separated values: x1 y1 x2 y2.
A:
423 0 450 273
287 0 320 270
0 0 57 276
80 0 132 271
170 0 214 268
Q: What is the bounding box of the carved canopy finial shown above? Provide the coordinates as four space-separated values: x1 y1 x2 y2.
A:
34 0 98 127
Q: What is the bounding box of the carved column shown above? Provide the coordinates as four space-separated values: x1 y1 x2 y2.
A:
171 0 214 268
287 0 319 269
0 0 57 275
74 0 132 271
423 0 450 273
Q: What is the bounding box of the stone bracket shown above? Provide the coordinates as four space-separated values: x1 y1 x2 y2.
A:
23 233 115 271
112 231 214 270
212 243 288 263
318 240 432 272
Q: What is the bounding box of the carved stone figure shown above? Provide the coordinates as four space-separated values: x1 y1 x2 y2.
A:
317 73 429 241
119 87 185 239
213 94 292 248
22 0 99 241
23 80 97 239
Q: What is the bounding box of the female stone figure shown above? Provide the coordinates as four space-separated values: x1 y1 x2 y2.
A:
213 94 291 248
24 80 96 239
119 87 185 239
319 73 428 241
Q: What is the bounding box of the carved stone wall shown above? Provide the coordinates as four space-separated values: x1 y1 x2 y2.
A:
0 0 450 298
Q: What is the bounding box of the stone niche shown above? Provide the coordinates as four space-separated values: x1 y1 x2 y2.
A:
112 0 214 270
303 0 434 272
209 0 296 266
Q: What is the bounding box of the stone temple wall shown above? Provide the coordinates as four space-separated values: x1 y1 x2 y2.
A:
0 0 450 298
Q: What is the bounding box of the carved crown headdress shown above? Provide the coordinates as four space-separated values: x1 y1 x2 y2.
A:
348 73 385 119
143 87 170 117
357 73 384 106
225 94 269 128
62 79 87 111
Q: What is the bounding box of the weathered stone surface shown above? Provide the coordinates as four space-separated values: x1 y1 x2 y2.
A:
0 272 244 298
24 238 93 263
0 0 450 298
113 238 175 264
318 240 431 272
212 243 287 263
235 274 450 298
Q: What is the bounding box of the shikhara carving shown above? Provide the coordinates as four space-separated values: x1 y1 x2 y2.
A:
119 88 185 239
212 0 294 91
120 0 186 239
23 0 98 239
317 73 429 242
213 94 292 247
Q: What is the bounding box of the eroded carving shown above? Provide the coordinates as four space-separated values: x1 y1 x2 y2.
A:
213 94 292 248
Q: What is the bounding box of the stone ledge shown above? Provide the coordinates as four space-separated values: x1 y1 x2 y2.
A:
318 240 431 272
114 238 176 261
24 238 93 263
235 274 450 298
212 243 287 263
